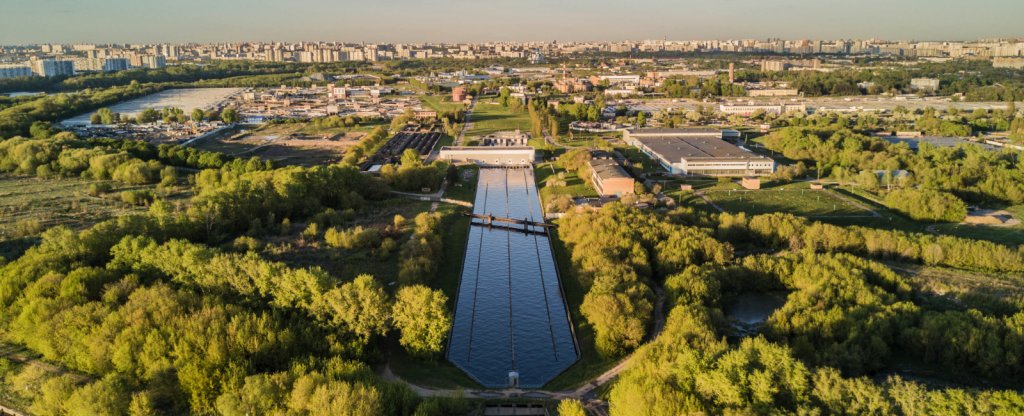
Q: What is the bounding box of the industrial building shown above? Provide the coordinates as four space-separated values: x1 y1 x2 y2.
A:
624 127 741 140
625 128 775 177
718 102 807 116
588 158 634 197
747 88 800 97
481 130 529 146
438 146 535 166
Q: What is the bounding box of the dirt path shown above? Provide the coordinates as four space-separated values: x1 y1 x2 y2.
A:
695 191 725 213
822 189 881 217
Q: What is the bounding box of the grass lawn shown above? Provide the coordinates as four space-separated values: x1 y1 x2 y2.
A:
419 94 467 113
435 204 472 305
558 128 621 148
535 163 597 210
929 223 1024 246
663 189 716 213
387 344 481 389
831 187 1024 246
443 166 479 204
436 133 455 148
702 182 874 217
463 102 533 139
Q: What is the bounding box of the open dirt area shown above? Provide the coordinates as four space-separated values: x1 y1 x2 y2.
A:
964 209 1020 226
193 122 366 166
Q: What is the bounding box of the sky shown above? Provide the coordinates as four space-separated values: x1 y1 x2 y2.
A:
4 0 1024 45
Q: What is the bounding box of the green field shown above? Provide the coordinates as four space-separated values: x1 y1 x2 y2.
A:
442 165 479 203
535 163 598 210
0 175 152 240
257 199 433 285
929 223 1024 246
419 94 467 113
702 182 874 218
463 101 533 139
556 124 622 148
828 188 1024 246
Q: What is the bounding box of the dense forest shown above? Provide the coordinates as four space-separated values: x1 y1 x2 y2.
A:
0 55 1022 414
0 125 465 414
560 204 1024 415
761 125 1024 207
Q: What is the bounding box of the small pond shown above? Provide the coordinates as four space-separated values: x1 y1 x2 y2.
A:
723 291 789 337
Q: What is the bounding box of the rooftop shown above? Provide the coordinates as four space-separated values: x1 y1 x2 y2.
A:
636 136 772 162
626 127 722 136
440 146 535 151
588 158 631 180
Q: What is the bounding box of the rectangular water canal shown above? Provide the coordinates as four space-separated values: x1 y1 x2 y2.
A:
447 168 579 388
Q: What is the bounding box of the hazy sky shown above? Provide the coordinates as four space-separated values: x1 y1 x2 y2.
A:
4 0 1023 44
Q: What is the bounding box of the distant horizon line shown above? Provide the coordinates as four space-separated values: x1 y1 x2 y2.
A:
6 36 1024 47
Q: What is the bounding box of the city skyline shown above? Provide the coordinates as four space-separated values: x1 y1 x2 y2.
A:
6 0 1024 45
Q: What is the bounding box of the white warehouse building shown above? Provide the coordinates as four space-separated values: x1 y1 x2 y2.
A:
624 128 775 177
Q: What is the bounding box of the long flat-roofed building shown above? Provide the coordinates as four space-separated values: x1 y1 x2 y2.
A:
718 102 807 116
588 158 634 197
438 146 535 166
625 128 775 177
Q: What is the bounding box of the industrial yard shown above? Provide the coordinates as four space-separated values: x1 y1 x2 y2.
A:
192 122 373 166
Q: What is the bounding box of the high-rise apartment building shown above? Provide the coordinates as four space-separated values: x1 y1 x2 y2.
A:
31 59 74 77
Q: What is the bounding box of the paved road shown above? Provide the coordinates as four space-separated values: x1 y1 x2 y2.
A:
455 98 477 146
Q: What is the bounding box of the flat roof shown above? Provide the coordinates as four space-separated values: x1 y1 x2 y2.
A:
588 159 631 180
440 146 535 151
626 127 721 136
636 136 772 162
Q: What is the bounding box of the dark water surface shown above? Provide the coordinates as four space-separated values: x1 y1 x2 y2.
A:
724 291 789 337
447 168 578 388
